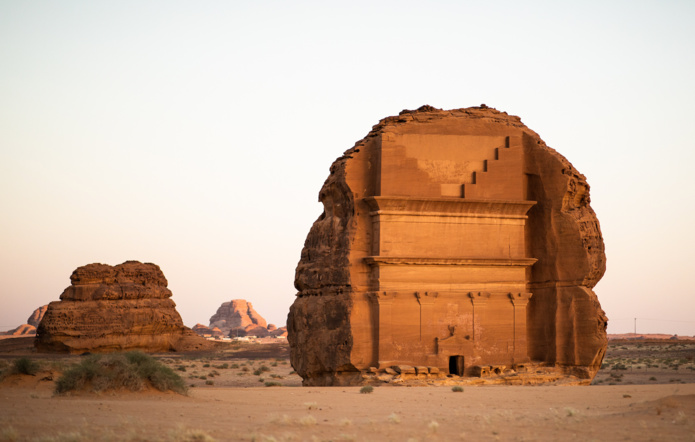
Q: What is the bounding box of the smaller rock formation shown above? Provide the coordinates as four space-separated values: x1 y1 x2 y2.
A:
2 324 37 336
35 261 212 353
27 305 48 328
209 299 267 335
192 324 214 336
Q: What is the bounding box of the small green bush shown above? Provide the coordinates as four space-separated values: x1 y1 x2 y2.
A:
360 385 374 394
205 380 214 385
13 357 40 376
451 385 464 393
265 381 281 387
55 351 187 395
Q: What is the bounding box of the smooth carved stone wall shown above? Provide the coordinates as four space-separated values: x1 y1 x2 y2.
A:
35 261 211 353
288 105 607 385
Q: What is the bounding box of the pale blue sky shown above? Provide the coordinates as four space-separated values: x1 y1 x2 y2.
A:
1 0 694 335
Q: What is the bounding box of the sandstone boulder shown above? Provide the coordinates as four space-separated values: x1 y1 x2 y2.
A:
27 305 48 328
35 261 212 353
209 299 267 335
288 105 607 386
4 324 36 336
192 324 214 336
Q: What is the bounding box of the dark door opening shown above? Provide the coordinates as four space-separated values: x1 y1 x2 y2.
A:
449 355 464 376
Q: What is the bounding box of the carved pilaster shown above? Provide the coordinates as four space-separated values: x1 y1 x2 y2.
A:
468 292 490 341
375 291 396 368
508 292 533 363
415 291 437 343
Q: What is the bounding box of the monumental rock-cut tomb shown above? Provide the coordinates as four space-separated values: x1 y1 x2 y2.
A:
288 105 607 386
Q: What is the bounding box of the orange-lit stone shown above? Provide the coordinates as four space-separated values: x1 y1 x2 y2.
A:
288 105 607 385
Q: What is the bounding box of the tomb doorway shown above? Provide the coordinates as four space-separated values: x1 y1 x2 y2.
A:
449 355 465 376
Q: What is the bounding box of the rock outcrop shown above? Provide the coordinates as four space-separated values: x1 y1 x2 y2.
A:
3 324 36 336
209 300 267 335
27 305 48 328
288 105 607 386
35 261 212 353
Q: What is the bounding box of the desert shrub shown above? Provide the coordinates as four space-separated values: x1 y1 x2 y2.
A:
203 363 210 368
13 357 40 376
265 381 281 387
216 363 229 369
241 366 250 372
259 365 270 372
451 386 464 393
360 385 374 394
230 363 239 369
55 351 187 395
177 365 187 372
205 380 214 385
253 369 262 376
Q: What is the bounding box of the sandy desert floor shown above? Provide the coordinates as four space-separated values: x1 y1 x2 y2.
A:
0 339 693 441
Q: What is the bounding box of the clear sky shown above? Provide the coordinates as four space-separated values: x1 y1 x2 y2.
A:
1 0 694 335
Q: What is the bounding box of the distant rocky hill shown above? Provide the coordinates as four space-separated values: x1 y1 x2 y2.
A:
206 299 286 338
27 305 48 328
0 305 49 337
1 324 36 337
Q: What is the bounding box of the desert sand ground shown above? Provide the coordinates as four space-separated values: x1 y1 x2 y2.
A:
1 339 694 441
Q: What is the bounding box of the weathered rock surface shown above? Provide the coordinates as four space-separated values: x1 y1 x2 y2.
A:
3 324 37 336
209 299 267 335
192 324 214 335
35 261 212 353
288 105 607 386
27 305 48 328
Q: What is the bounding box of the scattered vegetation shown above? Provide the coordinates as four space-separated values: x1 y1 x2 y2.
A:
264 381 281 387
298 415 317 426
12 357 41 376
54 351 187 395
451 385 464 393
359 385 374 394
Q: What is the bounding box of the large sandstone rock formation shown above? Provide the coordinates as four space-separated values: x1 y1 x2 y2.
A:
27 305 48 328
35 261 211 353
209 300 267 335
2 324 36 336
288 105 607 386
